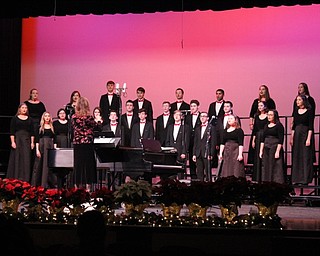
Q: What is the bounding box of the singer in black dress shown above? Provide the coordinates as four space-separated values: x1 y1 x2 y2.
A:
7 103 35 182
65 90 81 119
248 85 276 165
251 101 268 183
218 114 245 178
31 112 57 188
291 82 316 163
291 95 314 185
53 108 69 148
259 109 285 184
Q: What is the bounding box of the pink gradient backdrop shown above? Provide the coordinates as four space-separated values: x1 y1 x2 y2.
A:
21 5 320 123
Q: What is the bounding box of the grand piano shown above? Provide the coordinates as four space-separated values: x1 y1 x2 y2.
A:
48 138 185 188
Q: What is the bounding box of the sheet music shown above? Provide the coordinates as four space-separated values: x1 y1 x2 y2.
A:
161 147 176 151
94 137 115 144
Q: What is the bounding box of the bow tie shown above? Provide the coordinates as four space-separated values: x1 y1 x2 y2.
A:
138 99 144 102
163 113 170 116
110 122 118 126
140 121 146 124
176 100 183 103
224 113 231 116
127 113 133 116
201 124 207 127
108 93 114 96
174 123 181 126
216 100 223 104
192 113 198 116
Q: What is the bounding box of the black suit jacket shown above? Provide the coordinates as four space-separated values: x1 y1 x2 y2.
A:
170 101 190 115
193 125 217 158
208 101 225 123
130 121 154 148
102 123 121 137
120 113 139 147
165 124 190 160
99 93 121 123
132 99 153 123
155 114 174 146
184 113 201 150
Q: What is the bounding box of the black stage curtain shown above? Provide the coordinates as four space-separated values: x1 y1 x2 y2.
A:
0 18 21 116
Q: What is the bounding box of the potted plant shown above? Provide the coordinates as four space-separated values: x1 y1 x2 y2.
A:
113 179 152 215
250 181 293 216
152 178 188 217
91 186 115 212
184 181 217 218
213 176 250 221
0 178 31 213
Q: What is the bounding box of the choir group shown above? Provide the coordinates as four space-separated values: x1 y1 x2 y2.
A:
6 82 317 190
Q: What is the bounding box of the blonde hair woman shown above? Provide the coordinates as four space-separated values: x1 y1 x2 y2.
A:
31 111 57 188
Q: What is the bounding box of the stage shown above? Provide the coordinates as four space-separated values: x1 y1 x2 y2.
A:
25 203 320 256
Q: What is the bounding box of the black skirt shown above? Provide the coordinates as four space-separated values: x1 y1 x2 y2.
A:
73 143 97 186
291 125 313 184
221 141 245 178
6 130 32 182
261 137 285 184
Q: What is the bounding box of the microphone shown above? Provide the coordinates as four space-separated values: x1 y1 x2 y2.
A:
209 115 217 126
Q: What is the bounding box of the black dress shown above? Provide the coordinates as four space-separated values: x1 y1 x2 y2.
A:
251 115 268 182
6 116 34 182
53 120 69 148
247 98 276 164
292 95 316 162
31 128 56 188
220 128 245 178
291 109 314 184
24 101 46 133
261 123 285 183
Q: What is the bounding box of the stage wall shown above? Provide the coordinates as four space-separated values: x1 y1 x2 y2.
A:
21 5 320 120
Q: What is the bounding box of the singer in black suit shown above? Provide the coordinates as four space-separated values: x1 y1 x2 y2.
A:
184 100 201 180
102 110 121 137
99 80 121 123
130 108 154 148
165 110 190 179
120 100 139 147
208 88 225 122
155 101 174 146
132 87 153 123
170 88 190 115
192 112 217 181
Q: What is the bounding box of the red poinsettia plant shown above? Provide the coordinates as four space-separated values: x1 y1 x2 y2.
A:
152 178 188 206
0 178 31 202
21 185 47 208
91 187 115 209
45 188 91 209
